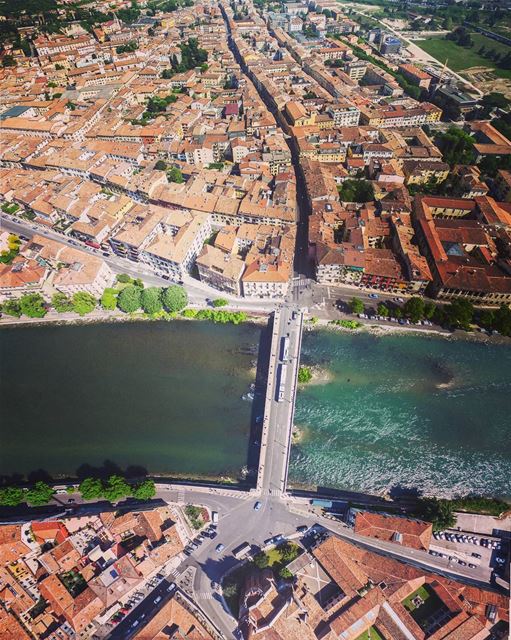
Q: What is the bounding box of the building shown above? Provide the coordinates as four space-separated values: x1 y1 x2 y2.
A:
414 195 511 305
398 63 432 90
493 170 511 203
353 510 433 551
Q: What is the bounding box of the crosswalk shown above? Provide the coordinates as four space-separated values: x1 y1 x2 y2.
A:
177 489 185 503
195 592 215 600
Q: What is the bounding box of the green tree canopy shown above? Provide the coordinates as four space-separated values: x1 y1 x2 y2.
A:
141 287 163 314
338 179 374 203
416 497 456 531
133 479 156 500
0 486 25 506
154 159 167 171
377 303 389 317
162 285 187 312
167 166 184 183
116 273 132 283
103 475 131 502
445 297 474 330
253 552 269 569
20 293 47 318
117 285 142 313
25 481 54 506
52 292 74 312
403 297 425 323
350 297 365 314
100 288 117 311
212 298 228 307
72 291 97 316
79 477 104 500
2 299 21 317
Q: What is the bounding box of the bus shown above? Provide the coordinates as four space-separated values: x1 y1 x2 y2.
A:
280 336 290 362
276 363 287 402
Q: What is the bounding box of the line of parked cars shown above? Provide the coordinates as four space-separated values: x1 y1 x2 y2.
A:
434 531 503 551
358 313 433 326
184 524 217 556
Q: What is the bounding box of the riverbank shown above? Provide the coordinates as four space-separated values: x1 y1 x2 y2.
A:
307 315 511 346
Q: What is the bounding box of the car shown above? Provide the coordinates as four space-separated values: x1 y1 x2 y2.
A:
429 550 438 556
162 275 170 280
154 596 162 604
210 531 218 539
167 583 176 592
368 293 379 299
215 543 225 553
190 542 198 550
495 556 505 564
183 548 191 556
468 563 477 568
458 560 467 566
254 501 262 511
132 621 140 629
296 525 308 533
471 552 481 558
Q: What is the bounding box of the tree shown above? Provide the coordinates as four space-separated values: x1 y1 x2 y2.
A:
445 297 474 330
167 166 184 183
403 297 425 323
1 55 16 67
377 303 389 317
117 285 142 313
279 567 293 579
72 291 96 316
493 304 511 337
2 299 21 317
350 297 364 314
423 302 436 320
103 475 131 502
154 159 167 171
0 486 25 506
417 497 456 531
25 481 54 506
20 293 47 318
116 273 131 283
212 298 228 307
161 68 173 79
338 179 374 203
79 477 103 500
480 92 509 111
100 288 117 311
52 292 74 312
141 287 163 314
133 479 156 500
436 127 476 166
298 366 313 383
162 285 187 312
253 553 269 569
222 583 238 598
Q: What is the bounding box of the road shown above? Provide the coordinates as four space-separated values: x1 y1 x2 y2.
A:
0 213 278 315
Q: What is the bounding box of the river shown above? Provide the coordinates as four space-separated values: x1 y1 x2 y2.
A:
290 330 511 499
0 321 260 480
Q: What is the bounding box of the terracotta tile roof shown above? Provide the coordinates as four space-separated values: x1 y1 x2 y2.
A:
354 512 433 551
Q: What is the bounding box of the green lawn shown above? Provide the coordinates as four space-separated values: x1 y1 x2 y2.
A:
416 35 511 79
356 627 385 640
402 585 447 629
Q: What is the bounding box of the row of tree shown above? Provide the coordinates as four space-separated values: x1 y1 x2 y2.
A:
0 280 189 319
350 295 511 335
0 477 156 507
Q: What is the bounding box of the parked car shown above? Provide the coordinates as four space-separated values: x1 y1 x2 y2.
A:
471 552 481 559
215 543 225 553
253 501 262 511
368 293 379 299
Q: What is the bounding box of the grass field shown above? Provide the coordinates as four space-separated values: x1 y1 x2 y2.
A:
356 627 385 640
416 35 511 80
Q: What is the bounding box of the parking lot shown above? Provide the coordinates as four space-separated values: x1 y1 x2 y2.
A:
429 530 508 579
